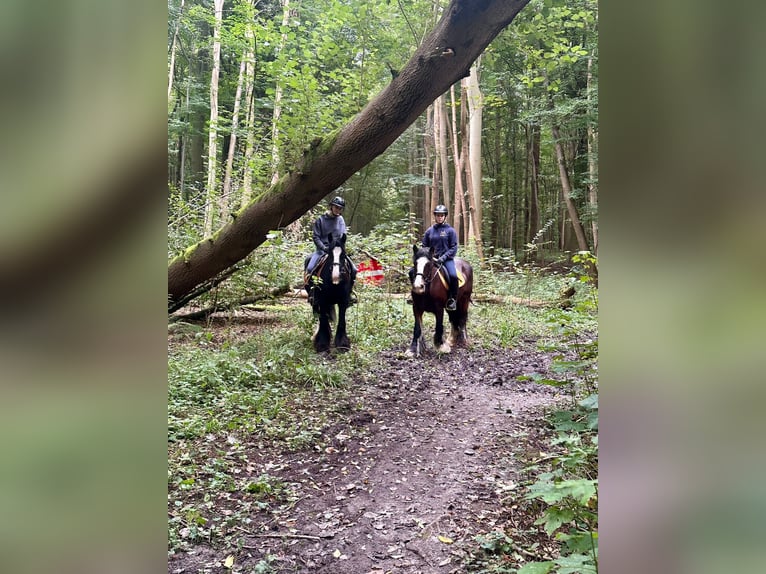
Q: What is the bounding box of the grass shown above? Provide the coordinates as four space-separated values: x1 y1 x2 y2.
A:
167 265 597 557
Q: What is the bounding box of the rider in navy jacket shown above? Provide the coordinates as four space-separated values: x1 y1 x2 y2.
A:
421 204 459 311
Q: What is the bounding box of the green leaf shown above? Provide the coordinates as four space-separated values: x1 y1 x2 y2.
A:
526 478 597 506
554 553 597 574
556 531 598 554
578 394 598 410
559 479 597 506
534 506 574 535
518 561 554 574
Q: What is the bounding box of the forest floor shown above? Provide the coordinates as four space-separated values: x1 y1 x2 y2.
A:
168 314 573 574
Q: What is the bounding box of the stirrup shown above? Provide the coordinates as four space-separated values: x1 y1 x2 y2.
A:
446 298 457 311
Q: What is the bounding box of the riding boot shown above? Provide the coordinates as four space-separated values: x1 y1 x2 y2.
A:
446 276 458 311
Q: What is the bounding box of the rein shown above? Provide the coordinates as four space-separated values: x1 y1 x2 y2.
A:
414 258 440 288
323 253 351 277
314 252 350 276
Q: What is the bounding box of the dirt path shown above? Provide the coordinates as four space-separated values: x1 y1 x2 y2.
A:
169 345 565 574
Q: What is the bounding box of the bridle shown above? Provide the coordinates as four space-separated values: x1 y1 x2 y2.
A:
330 247 349 276
413 256 438 286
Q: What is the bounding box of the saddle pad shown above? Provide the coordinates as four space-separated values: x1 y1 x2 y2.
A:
437 267 466 290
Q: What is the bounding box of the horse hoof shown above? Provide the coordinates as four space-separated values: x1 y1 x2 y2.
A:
405 349 415 358
437 343 452 354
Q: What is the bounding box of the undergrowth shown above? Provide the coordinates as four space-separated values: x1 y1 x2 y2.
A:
465 259 598 574
167 237 597 562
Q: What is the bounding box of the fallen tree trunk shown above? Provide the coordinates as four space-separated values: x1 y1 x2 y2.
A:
169 285 290 322
168 0 531 310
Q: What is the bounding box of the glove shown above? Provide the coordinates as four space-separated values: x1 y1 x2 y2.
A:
436 255 446 265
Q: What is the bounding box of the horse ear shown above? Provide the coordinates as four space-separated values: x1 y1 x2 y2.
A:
429 247 435 257
412 244 418 255
341 233 347 245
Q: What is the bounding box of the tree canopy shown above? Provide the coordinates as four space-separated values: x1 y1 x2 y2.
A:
167 0 598 310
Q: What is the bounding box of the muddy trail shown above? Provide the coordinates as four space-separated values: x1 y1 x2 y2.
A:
169 343 568 574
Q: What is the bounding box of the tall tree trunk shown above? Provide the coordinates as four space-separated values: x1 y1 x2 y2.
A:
552 123 589 252
422 105 434 222
431 101 442 210
448 84 466 242
437 96 451 219
527 122 541 255
179 78 191 200
203 0 225 234
270 0 292 186
167 0 186 105
510 103 519 252
431 152 440 213
220 53 247 224
240 12 256 208
169 0 532 308
408 133 418 237
459 82 470 242
466 58 484 259
587 53 598 255
489 109 500 256
543 70 589 254
189 53 206 196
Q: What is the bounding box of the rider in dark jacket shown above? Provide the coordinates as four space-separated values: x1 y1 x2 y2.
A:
421 204 459 311
304 196 357 304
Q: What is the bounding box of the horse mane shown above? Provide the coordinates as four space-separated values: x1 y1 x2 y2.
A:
327 233 347 252
317 233 352 278
413 245 432 263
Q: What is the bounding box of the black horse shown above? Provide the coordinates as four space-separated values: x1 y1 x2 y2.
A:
406 244 473 358
306 234 354 353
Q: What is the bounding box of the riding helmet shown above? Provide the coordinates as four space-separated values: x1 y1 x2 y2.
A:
433 204 448 215
330 196 346 209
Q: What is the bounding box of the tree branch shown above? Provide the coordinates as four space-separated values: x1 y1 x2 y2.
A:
169 285 290 321
168 0 532 308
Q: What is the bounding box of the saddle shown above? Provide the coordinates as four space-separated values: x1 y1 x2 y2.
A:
436 266 466 290
304 254 327 285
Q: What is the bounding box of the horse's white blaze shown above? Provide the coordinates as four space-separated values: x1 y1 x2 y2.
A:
331 245 342 284
412 256 428 294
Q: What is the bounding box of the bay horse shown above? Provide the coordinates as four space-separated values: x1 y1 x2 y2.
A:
307 234 354 353
406 244 473 358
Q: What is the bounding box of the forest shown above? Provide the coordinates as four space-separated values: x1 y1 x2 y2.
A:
168 0 598 572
